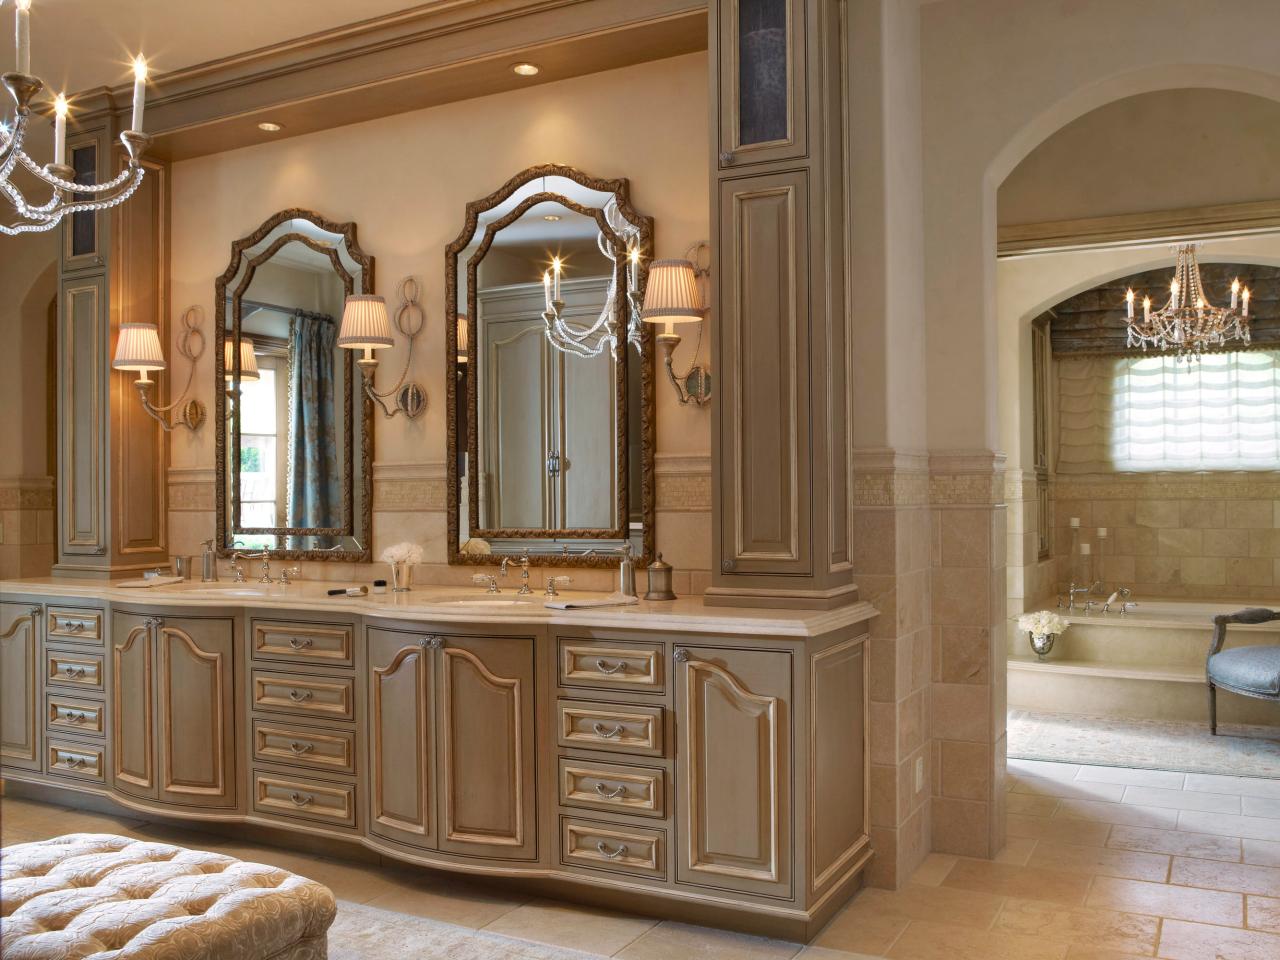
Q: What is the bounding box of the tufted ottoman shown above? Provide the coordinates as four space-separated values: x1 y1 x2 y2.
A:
1 833 336 959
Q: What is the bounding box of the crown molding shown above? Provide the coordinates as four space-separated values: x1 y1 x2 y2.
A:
67 0 707 161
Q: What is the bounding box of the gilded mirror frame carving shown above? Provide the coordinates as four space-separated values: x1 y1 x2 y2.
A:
214 207 375 562
445 164 656 568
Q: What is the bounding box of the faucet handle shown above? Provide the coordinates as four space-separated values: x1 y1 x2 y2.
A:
472 573 500 594
545 575 572 598
280 566 301 585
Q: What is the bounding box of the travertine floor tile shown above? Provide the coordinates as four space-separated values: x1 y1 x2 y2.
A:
1107 824 1241 862
1157 918 1280 960
1007 793 1059 817
1246 894 1280 933
993 837 1038 865
1062 948 1152 960
1027 840 1170 882
482 899 657 955
1244 838 1280 866
1086 876 1243 926
363 870 527 928
1012 777 1126 803
885 919 1067 960
1074 766 1185 789
615 920 801 959
795 948 883 960
1242 795 1280 819
941 859 1091 907
1056 799 1179 829
992 898 1159 955
813 884 1003 955
1008 813 1111 846
811 907 905 956
1184 774 1280 801
1178 811 1280 843
1171 857 1280 897
1120 784 1240 815
909 853 958 886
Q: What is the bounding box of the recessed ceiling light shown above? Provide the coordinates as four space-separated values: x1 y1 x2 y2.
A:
511 62 540 77
543 214 562 222
257 121 283 132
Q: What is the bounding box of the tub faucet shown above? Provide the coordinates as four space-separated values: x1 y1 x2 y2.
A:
1102 587 1132 614
1065 581 1101 611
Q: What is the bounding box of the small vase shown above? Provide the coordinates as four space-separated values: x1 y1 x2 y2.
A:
390 560 412 593
1028 631 1056 662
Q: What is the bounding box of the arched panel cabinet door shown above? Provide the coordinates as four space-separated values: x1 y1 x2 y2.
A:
156 618 236 808
674 645 792 899
436 634 536 861
111 612 157 800
0 603 42 772
366 627 436 850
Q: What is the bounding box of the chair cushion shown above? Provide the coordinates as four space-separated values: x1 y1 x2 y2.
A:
1208 645 1280 697
1 833 335 959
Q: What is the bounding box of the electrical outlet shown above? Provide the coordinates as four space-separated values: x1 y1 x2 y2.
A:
914 756 925 793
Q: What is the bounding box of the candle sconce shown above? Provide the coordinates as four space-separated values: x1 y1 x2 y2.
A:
111 306 207 431
640 241 712 406
337 277 428 419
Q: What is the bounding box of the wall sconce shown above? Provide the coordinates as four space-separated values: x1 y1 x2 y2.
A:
337 277 427 419
222 336 259 418
640 245 712 405
111 306 206 430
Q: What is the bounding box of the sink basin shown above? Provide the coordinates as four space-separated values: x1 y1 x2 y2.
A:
425 594 539 607
171 586 284 599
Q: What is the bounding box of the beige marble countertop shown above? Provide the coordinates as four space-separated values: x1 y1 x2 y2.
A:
0 577 877 638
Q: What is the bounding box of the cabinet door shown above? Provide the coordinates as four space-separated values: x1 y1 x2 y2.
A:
367 628 435 849
675 646 791 898
437 634 536 860
111 613 157 799
717 0 807 167
156 617 236 808
0 602 41 771
716 171 811 578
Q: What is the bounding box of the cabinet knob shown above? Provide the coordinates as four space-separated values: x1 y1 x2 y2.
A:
28 606 41 617
421 636 444 650
719 151 735 166
721 559 736 572
673 648 691 663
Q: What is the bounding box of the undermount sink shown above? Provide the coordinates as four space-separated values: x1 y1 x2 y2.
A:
425 594 539 607
172 586 285 598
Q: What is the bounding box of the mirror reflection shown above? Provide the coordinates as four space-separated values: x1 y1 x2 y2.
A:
216 212 373 560
448 168 654 566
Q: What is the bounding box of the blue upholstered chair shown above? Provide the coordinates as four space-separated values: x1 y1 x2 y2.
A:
1207 608 1280 735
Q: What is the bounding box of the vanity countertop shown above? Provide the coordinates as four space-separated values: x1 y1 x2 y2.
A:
0 578 877 639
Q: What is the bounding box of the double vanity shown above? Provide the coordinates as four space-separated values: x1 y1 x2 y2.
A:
0 579 873 939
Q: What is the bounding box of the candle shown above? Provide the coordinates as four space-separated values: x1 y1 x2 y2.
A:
542 270 551 310
130 55 147 133
15 0 30 76
1170 279 1180 309
1231 278 1240 310
53 93 66 166
1125 288 1135 319
627 247 639 288
1143 296 1151 322
1242 287 1250 318
1080 543 1091 556
1097 527 1107 539
1070 517 1080 528
552 256 561 301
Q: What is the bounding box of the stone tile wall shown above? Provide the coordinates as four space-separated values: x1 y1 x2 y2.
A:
0 478 55 579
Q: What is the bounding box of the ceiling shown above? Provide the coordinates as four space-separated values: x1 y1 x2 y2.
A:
9 0 427 95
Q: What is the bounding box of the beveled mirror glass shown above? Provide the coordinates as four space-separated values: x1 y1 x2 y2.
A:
446 165 655 567
215 209 373 561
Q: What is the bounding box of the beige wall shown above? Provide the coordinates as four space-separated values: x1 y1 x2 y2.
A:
166 52 711 577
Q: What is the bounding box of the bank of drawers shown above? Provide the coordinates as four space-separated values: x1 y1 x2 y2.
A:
41 604 106 785
555 635 670 881
248 618 358 831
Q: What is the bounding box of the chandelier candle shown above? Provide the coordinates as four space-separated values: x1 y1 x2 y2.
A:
52 93 66 166
131 57 147 132
14 0 30 76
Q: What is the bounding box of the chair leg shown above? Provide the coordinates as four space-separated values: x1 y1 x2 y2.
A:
1208 683 1217 736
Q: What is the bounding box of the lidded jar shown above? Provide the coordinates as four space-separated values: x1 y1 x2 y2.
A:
644 553 676 601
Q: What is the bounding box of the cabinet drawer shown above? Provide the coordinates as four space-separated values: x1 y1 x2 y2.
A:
252 720 355 776
46 739 105 782
252 620 353 667
47 607 103 646
46 694 105 738
560 817 665 878
45 649 104 692
559 758 665 818
558 639 664 693
253 771 355 827
557 700 664 757
252 670 353 721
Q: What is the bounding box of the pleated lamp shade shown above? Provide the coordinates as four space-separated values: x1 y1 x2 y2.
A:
640 259 705 325
456 314 469 363
112 323 167 374
223 338 260 382
337 295 394 351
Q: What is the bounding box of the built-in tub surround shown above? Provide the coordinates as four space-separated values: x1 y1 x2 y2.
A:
1008 599 1280 727
0 577 874 940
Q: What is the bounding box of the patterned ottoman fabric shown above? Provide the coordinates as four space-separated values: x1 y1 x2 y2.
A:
1 833 336 959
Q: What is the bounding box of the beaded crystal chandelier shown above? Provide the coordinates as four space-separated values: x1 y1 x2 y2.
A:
1124 244 1252 361
1 0 150 236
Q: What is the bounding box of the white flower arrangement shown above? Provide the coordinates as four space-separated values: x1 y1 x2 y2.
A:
1017 610 1067 637
379 541 423 565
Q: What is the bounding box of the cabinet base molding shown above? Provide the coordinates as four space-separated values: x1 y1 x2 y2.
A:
1 776 870 941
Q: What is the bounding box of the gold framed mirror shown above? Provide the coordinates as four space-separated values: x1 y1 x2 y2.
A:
446 165 655 568
215 208 374 561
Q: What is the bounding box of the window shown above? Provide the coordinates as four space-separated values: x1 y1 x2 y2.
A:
1057 350 1280 472
238 365 281 548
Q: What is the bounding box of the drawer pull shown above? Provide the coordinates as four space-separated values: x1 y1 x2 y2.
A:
62 666 86 679
63 755 85 768
66 621 85 632
287 689 313 703
594 782 625 799
287 636 313 650
288 741 313 754
290 792 313 806
596 840 628 860
66 711 86 724
594 658 626 675
591 722 624 739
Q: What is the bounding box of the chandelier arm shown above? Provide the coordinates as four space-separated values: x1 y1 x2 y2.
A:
16 150 138 193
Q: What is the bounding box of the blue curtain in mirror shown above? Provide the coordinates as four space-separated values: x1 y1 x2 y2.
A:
287 310 339 543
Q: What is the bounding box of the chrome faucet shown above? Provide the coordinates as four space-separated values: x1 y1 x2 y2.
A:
544 575 572 598
473 573 500 594
279 566 301 586
1062 580 1101 611
1102 587 1131 614
499 554 533 595
232 551 271 584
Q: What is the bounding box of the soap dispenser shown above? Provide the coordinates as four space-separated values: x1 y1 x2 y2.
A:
201 538 219 583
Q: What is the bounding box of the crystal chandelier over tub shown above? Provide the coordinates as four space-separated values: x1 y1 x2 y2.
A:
1125 244 1251 361
1 1 151 236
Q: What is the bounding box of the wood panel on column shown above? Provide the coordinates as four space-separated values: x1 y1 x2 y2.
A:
707 0 853 608
55 117 170 578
